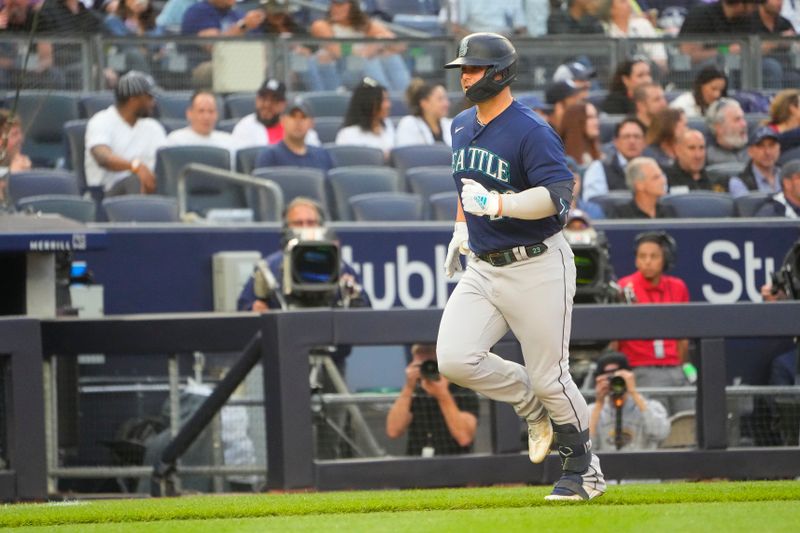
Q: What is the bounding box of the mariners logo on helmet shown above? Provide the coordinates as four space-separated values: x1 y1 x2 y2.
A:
445 32 518 103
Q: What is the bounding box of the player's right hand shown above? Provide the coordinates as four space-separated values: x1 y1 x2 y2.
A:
444 221 469 278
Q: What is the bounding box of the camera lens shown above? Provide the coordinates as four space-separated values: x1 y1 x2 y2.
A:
609 375 626 397
419 360 440 381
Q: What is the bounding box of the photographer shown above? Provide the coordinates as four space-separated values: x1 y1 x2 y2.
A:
588 352 670 452
386 344 479 456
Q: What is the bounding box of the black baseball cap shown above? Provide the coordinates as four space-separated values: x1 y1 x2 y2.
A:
517 94 552 113
283 96 312 117
258 78 287 100
553 61 597 83
748 126 779 147
594 352 632 379
545 80 581 105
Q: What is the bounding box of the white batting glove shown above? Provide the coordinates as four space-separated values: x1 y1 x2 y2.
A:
461 178 500 216
444 221 469 278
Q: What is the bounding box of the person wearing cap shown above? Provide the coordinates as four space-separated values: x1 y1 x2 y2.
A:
587 351 670 452
165 90 236 152
253 98 333 172
705 97 749 166
547 0 604 35
754 159 800 217
552 61 596 91
232 79 321 149
85 70 166 196
728 127 782 198
545 79 587 132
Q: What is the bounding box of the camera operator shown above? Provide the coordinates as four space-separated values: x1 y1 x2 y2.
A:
588 352 670 452
386 344 479 456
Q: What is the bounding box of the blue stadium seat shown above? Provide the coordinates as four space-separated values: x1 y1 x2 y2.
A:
389 144 452 183
7 169 80 205
16 92 79 167
588 191 632 214
778 145 800 166
660 191 735 218
706 161 746 189
326 144 385 167
154 146 238 214
388 92 409 117
63 120 88 191
349 192 424 221
224 93 255 119
217 118 239 133
78 92 114 119
303 91 351 117
236 146 263 175
326 165 402 220
599 115 623 144
159 118 189 133
405 165 453 218
429 191 458 221
157 92 226 119
16 194 96 222
314 117 343 144
734 191 772 217
102 195 180 222
252 166 328 214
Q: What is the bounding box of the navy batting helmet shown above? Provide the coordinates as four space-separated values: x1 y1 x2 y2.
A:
445 32 517 103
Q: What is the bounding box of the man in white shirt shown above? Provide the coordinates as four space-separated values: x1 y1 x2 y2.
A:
84 71 167 195
165 90 236 151
231 78 320 148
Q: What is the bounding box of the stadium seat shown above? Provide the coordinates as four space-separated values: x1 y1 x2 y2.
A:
388 92 409 117
778 145 800 166
16 92 79 167
706 161 746 189
349 192 424 221
429 190 458 221
236 146 263 175
405 165 453 218
154 146 239 214
326 144 385 167
303 91 351 117
63 119 88 190
734 191 772 217
314 117 343 144
156 92 191 119
224 93 255 119
217 118 238 133
660 410 696 449
7 169 80 205
589 191 633 214
686 116 710 139
599 115 623 144
78 92 114 119
326 165 402 220
159 118 189 133
660 191 735 218
389 144 452 182
16 194 96 223
252 166 328 215
102 195 180 222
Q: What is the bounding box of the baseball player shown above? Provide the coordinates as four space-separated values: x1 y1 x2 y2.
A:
436 32 606 501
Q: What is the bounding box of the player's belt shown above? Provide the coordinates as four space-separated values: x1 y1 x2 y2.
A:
477 243 548 267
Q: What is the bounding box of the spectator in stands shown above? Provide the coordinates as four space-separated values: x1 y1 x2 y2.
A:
0 110 32 173
608 156 676 218
545 79 587 133
386 343 479 456
583 117 647 200
633 82 668 130
669 65 728 119
601 58 652 115
517 94 552 121
614 231 692 413
395 78 453 147
236 197 368 312
335 78 395 157
157 0 201 33
253 98 333 172
644 108 687 169
751 0 798 88
588 351 670 451
705 98 749 166
782 0 800 32
767 89 800 154
552 60 597 91
104 0 165 74
755 159 800 216
181 0 266 88
85 71 166 196
231 79 321 149
679 0 753 65
665 129 715 192
547 0 604 34
598 0 668 72
309 0 411 92
728 127 782 197
452 0 527 37
559 102 602 167
566 155 605 219
165 90 236 151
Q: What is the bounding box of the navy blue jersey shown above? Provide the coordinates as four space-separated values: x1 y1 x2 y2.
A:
451 99 572 254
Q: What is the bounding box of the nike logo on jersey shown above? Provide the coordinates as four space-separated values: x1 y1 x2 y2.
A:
455 126 465 133
452 147 510 182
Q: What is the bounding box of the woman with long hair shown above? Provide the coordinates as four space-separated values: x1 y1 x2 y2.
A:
644 108 687 168
598 0 667 73
558 102 601 167
335 78 395 156
395 78 452 147
308 0 410 91
104 0 165 74
669 66 727 118
600 58 652 115
767 89 800 154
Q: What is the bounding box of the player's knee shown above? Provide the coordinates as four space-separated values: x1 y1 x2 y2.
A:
435 343 475 383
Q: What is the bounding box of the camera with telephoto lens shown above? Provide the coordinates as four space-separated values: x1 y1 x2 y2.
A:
609 375 627 399
419 360 440 381
282 226 341 307
771 239 800 300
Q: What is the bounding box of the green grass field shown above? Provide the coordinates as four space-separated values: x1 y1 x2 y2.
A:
2 481 799 532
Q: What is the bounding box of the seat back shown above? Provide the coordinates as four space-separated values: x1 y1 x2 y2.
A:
159 118 189 133
314 117 343 144
660 410 696 449
390 144 452 183
706 161 747 189
7 169 80 205
154 146 239 214
734 191 772 217
16 194 96 223
78 92 115 119
63 119 88 190
224 93 255 119
235 146 263 175
17 92 80 167
428 190 458 221
252 166 328 214
589 191 633 214
304 92 351 117
102 194 180 222
326 166 401 220
778 145 800 166
599 115 623 144
349 192 423 221
326 144 385 168
405 165 454 218
660 191 736 217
